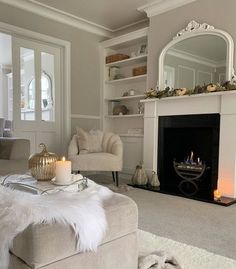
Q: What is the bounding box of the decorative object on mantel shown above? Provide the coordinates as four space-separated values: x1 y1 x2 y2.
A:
144 88 159 98
131 163 148 185
113 105 129 115
144 80 236 99
148 171 160 188
28 143 58 181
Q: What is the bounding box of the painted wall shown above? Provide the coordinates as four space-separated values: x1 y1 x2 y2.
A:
0 2 105 134
147 0 236 89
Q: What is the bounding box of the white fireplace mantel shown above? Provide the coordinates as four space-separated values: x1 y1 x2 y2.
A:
142 91 236 198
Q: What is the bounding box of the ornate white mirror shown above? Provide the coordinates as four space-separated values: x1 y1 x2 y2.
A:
158 21 235 91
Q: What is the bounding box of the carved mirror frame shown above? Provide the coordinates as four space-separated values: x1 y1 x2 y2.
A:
158 21 235 90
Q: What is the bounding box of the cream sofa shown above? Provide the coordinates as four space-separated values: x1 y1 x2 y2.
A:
0 138 30 176
9 194 138 269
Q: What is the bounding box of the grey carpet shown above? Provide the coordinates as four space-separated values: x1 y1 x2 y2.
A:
89 173 236 260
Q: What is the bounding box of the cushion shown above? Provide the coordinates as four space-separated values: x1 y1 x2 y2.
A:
68 135 79 156
76 128 103 153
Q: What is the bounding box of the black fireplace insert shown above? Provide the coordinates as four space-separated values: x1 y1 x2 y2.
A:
158 114 220 201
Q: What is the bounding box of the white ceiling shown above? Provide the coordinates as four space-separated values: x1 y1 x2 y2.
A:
0 33 12 66
32 0 149 31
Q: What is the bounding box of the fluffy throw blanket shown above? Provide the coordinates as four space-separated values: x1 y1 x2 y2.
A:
0 180 112 269
139 251 182 269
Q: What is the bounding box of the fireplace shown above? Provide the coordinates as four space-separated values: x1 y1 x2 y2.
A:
158 114 220 201
141 92 236 205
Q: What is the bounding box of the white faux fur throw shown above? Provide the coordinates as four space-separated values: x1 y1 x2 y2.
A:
0 180 112 269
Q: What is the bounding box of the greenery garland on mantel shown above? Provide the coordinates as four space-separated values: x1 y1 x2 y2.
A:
145 81 236 99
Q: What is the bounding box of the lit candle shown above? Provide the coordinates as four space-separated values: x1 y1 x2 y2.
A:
214 189 221 201
55 156 71 183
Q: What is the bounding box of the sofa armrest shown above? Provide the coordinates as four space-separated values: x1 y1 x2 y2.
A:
10 139 30 160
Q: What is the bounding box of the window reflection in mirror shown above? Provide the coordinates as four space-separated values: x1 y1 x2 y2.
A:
163 35 227 90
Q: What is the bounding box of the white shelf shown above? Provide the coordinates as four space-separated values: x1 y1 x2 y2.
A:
105 94 146 101
106 54 148 67
106 74 147 84
119 133 144 137
105 114 143 118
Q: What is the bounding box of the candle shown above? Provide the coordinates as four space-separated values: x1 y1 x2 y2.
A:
55 156 71 183
214 189 221 201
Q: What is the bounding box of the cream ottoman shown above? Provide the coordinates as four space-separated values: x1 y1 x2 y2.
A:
9 194 138 269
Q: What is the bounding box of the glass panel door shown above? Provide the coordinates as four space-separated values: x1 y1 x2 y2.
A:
12 36 61 154
41 52 55 122
20 47 35 121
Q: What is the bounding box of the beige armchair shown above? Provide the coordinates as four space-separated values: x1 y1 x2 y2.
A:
68 131 123 186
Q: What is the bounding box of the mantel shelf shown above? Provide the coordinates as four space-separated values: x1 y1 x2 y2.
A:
105 74 147 84
105 94 146 101
105 54 148 67
105 114 143 118
140 90 236 103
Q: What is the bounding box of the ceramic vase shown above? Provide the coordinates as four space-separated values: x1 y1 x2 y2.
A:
131 164 148 185
149 171 160 187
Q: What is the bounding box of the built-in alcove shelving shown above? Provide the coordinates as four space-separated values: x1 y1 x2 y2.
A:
100 27 148 174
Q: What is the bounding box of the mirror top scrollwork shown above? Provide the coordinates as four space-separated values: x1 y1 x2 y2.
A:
158 21 235 94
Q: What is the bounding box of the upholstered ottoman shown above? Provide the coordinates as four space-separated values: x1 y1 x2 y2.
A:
9 193 138 269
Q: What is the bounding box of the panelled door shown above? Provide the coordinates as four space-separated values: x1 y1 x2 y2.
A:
12 36 62 154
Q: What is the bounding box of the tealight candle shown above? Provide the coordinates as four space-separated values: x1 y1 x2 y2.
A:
55 157 71 183
214 189 221 201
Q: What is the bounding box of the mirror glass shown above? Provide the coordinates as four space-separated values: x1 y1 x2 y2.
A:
163 35 227 90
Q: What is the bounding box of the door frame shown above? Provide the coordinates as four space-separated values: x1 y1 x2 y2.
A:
0 21 71 154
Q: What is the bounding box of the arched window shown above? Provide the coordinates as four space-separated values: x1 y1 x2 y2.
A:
41 71 53 109
27 71 53 110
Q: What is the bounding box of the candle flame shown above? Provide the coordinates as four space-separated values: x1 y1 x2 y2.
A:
62 156 66 161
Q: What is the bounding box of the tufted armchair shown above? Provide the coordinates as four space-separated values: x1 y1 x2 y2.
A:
68 130 123 186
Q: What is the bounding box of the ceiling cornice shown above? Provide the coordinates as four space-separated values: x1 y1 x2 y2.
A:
138 0 197 18
0 0 114 37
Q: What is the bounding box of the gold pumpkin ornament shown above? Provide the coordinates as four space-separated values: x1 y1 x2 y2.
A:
28 143 58 181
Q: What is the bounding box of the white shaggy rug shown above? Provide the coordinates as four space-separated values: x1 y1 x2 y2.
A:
138 230 236 269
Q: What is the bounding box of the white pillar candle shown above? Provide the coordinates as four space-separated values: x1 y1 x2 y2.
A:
55 157 71 183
